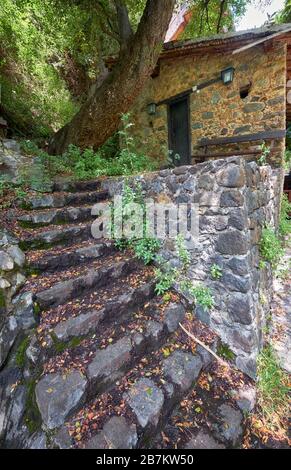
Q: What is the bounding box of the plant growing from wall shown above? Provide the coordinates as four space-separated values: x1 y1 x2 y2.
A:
259 226 284 269
175 234 191 272
154 265 178 296
153 236 214 310
257 142 271 166
180 280 214 310
113 182 161 264
210 263 223 280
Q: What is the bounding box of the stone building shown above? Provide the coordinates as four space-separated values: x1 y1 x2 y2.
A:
112 24 291 168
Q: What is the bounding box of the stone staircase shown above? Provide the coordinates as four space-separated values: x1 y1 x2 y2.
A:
1 178 251 449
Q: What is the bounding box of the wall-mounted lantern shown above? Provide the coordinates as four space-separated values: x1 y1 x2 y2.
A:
147 103 157 115
221 67 235 85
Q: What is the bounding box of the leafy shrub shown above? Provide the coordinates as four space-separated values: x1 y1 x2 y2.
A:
279 194 291 237
155 266 178 295
259 226 284 268
134 238 161 265
181 280 214 310
17 113 158 187
175 234 190 271
114 183 161 264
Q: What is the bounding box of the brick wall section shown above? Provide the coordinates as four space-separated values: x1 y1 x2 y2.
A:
128 42 286 167
101 157 284 378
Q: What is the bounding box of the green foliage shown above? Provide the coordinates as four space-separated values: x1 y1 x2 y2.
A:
20 139 41 156
24 374 42 435
217 342 235 361
0 0 116 137
155 265 178 296
259 226 284 268
276 0 291 23
0 176 27 208
134 238 161 265
257 345 290 422
258 143 271 166
0 290 6 309
11 115 157 193
283 149 291 172
114 182 161 264
175 234 191 271
117 114 159 176
15 336 30 368
279 194 291 237
181 280 214 310
0 0 256 138
181 0 252 39
51 332 83 354
210 263 223 280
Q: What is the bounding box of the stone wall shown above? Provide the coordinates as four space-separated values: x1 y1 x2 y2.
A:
0 139 30 183
101 157 284 378
128 42 286 167
0 230 35 369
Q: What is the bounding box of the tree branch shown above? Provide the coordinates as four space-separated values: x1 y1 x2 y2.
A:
114 0 133 50
217 0 227 33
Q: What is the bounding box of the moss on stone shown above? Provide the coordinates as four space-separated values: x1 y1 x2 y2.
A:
19 239 55 252
50 332 83 354
24 265 41 277
33 302 41 317
19 201 33 210
24 377 42 435
15 336 30 368
0 289 6 309
217 342 235 361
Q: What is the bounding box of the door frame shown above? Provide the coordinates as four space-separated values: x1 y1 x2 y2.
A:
167 92 192 166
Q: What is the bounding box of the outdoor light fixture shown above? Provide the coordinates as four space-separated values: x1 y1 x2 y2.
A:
147 103 157 115
221 67 235 85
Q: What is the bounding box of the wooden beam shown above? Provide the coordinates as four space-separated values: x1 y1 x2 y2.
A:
232 27 291 55
193 149 262 159
198 130 286 147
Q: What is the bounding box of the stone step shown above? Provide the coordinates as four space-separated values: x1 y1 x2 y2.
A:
82 352 205 449
26 270 156 369
23 251 131 294
50 315 217 449
31 268 156 357
34 266 154 341
34 300 188 432
26 240 115 272
53 179 102 193
18 205 96 228
33 257 140 310
19 223 92 251
23 190 108 210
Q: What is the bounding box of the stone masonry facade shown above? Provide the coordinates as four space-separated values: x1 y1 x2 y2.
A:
102 157 284 378
128 42 286 167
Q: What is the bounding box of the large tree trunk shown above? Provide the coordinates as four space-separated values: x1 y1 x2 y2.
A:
48 0 176 155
